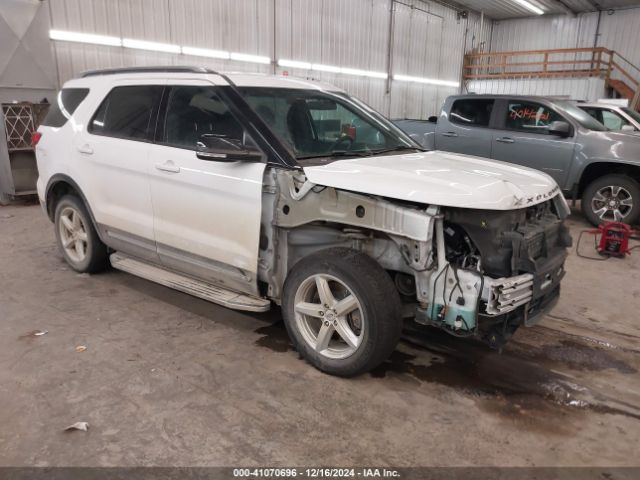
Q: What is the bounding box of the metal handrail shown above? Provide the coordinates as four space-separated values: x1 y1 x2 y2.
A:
463 47 640 109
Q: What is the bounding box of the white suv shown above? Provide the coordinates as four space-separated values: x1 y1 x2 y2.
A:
36 67 572 376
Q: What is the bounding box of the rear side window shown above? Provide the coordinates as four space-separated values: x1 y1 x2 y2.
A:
42 88 89 127
89 85 163 141
449 99 494 127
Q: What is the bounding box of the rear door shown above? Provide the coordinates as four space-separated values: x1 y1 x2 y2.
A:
148 79 266 295
72 80 164 263
436 98 495 157
490 99 576 188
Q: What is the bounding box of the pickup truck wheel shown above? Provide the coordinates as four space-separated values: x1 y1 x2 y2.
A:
54 195 108 273
582 175 640 226
282 248 402 377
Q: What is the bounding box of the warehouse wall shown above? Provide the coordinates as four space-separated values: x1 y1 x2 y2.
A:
47 0 490 118
0 0 57 103
469 7 640 100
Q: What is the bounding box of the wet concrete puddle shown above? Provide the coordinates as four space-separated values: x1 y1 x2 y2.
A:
254 320 640 426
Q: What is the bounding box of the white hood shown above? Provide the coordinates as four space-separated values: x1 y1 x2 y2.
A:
302 150 561 210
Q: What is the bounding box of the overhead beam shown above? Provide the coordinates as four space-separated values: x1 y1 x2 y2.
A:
554 0 579 15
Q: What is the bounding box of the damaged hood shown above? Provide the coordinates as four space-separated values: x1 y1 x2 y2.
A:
302 150 561 210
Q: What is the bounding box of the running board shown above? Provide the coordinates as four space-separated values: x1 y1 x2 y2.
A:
110 253 270 312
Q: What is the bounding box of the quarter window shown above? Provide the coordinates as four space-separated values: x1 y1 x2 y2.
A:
449 99 494 127
42 88 89 128
505 101 563 134
163 86 252 150
89 85 163 140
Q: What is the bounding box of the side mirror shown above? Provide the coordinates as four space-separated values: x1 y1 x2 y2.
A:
196 135 262 162
621 124 636 132
428 115 438 123
548 120 571 137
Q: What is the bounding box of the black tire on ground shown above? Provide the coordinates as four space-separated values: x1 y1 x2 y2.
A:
54 194 108 273
282 247 402 377
581 174 640 226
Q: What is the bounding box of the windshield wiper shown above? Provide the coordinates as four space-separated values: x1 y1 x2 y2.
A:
367 145 424 156
297 150 373 160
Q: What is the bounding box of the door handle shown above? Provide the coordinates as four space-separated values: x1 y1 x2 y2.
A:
496 137 515 144
441 131 458 137
77 144 93 155
155 161 180 173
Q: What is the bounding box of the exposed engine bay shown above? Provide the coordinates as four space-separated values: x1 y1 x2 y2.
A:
258 168 572 348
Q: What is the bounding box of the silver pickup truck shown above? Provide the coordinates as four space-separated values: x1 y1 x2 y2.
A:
395 95 640 226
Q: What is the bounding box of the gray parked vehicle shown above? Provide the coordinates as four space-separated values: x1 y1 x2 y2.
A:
395 95 640 225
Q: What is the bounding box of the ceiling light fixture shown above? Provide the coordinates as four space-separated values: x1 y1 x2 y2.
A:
230 52 271 64
278 59 312 69
122 38 181 54
181 46 230 59
306 62 387 79
49 29 121 47
393 74 460 88
511 0 544 15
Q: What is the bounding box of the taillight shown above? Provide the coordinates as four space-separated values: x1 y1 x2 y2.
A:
31 131 42 147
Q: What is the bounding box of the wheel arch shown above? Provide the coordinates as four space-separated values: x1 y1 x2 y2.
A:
45 175 102 240
577 162 640 198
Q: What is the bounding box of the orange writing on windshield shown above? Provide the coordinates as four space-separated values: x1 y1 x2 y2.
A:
509 107 550 122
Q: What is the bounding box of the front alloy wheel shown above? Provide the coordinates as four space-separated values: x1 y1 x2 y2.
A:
293 274 364 360
282 248 402 377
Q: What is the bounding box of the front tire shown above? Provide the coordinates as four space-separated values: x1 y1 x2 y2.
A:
282 248 402 377
582 174 640 226
54 195 108 273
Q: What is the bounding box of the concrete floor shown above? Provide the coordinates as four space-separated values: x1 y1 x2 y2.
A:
1 202 639 467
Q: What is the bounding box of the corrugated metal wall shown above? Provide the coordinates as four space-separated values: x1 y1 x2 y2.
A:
47 0 490 118
471 7 640 100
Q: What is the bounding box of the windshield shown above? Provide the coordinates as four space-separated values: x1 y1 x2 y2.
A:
622 107 640 124
239 88 421 161
555 100 607 131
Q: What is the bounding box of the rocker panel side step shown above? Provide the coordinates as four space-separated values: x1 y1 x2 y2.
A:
110 253 270 312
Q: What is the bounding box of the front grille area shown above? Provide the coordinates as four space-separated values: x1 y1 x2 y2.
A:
485 273 534 315
526 231 544 259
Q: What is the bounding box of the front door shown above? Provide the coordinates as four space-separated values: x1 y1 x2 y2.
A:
148 80 266 295
491 99 576 189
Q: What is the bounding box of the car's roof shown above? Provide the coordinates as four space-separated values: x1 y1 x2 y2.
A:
578 102 623 109
450 94 569 102
65 66 344 92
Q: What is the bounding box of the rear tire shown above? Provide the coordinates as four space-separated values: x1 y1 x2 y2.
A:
54 195 108 273
582 174 640 226
282 248 402 377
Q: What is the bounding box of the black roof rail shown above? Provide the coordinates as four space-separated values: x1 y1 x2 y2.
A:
80 66 221 78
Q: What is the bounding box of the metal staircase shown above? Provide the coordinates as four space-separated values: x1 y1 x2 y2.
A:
463 47 640 110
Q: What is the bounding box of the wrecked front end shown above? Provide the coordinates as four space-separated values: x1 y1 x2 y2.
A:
261 169 572 349
419 197 572 348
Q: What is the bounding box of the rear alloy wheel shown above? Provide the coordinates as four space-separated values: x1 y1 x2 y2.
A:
582 175 640 226
282 248 402 377
58 206 89 264
54 195 108 273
